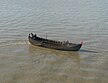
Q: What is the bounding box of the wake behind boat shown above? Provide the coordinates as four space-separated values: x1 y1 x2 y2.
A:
28 33 83 51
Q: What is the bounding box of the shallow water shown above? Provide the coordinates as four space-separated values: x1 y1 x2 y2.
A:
0 0 108 83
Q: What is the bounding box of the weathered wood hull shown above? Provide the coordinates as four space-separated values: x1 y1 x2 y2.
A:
28 37 82 51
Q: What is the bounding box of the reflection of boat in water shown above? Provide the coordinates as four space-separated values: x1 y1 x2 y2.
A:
28 44 80 59
28 33 83 51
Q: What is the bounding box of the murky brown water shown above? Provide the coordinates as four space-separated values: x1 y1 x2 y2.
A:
0 0 108 83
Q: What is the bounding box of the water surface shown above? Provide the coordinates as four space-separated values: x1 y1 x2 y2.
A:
0 0 108 83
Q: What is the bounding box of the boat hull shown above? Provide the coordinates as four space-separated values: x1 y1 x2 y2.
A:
29 38 82 51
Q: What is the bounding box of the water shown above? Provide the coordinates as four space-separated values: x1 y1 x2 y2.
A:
0 0 108 83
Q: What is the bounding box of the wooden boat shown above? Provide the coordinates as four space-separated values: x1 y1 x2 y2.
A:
28 33 83 51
